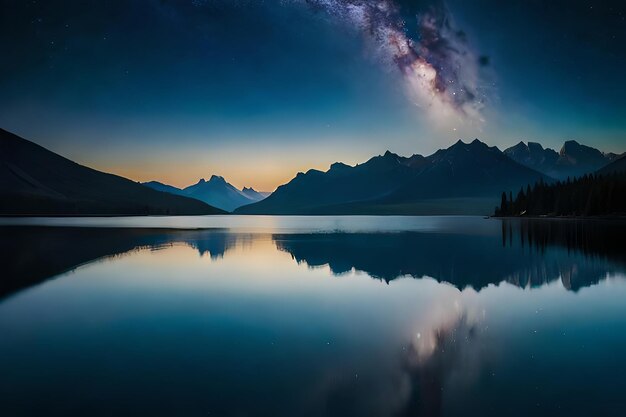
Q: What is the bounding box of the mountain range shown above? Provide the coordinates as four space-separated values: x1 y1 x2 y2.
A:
238 139 622 215
504 140 621 180
1 127 622 216
143 175 268 212
236 139 551 215
0 129 224 215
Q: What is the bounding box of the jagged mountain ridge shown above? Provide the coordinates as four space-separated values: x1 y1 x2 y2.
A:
505 140 620 179
236 139 549 215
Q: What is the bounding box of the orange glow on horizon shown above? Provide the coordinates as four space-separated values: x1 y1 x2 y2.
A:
90 158 338 192
62 138 379 192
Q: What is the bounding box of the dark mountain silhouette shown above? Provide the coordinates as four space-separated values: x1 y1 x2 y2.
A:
504 141 560 177
597 154 626 176
505 140 619 179
237 139 547 215
384 139 548 202
557 140 617 176
141 180 184 195
143 175 267 212
239 151 422 214
0 128 224 215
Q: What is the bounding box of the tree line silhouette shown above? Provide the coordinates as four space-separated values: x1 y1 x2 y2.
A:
495 171 626 217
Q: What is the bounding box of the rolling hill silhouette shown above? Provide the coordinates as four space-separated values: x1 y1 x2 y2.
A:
0 129 224 215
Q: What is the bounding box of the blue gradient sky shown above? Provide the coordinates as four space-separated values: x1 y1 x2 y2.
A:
1 0 624 190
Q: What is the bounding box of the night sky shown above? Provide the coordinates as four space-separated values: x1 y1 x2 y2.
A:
1 0 625 190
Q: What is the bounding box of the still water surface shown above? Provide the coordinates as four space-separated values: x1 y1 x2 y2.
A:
1 216 625 416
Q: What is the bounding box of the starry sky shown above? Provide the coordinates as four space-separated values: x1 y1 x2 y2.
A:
1 0 625 190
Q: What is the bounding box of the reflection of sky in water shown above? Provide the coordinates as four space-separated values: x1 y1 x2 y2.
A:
1 220 626 416
0 214 502 233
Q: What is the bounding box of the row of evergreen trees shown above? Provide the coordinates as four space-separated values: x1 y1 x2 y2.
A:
494 172 626 217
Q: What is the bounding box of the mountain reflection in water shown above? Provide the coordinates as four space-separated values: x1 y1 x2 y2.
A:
2 219 625 299
0 227 244 299
277 219 626 291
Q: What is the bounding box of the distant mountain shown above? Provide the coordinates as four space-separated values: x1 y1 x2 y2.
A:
236 139 548 215
597 154 626 176
557 140 614 176
141 180 183 195
183 176 255 212
504 140 618 179
604 152 623 162
504 141 560 177
0 128 224 215
143 175 268 212
241 187 271 200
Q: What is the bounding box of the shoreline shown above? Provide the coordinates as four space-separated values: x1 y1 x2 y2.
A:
0 213 231 218
490 215 626 221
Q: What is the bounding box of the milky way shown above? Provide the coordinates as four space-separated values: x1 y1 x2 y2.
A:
303 0 488 128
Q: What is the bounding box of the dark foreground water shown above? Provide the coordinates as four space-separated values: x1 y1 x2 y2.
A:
1 216 625 417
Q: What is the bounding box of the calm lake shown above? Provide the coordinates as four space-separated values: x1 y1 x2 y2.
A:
1 216 625 416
